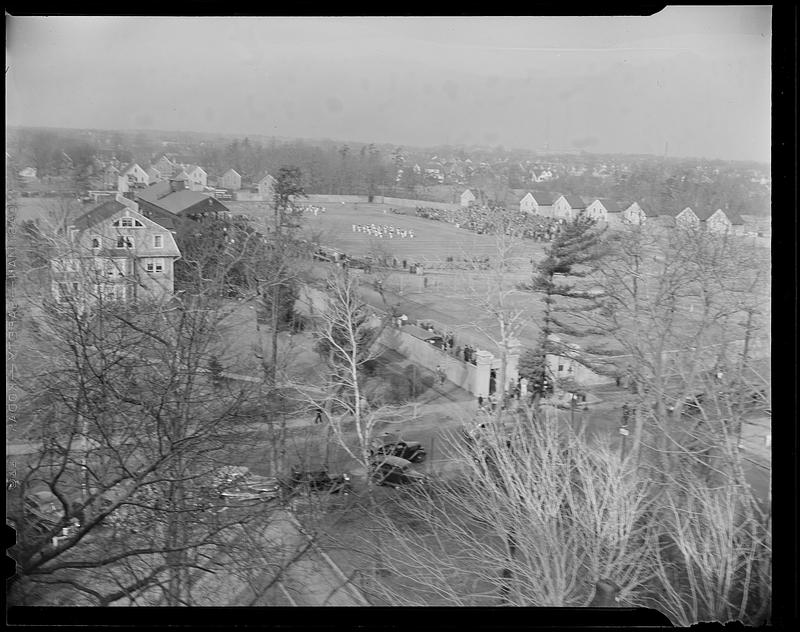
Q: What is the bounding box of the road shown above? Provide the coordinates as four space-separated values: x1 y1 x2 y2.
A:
186 509 369 606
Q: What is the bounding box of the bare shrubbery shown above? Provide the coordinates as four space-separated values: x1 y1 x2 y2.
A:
357 403 770 623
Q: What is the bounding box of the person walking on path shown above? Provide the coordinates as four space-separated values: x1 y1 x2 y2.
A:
314 408 324 424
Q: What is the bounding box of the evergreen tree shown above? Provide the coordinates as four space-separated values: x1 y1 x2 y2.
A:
525 216 608 405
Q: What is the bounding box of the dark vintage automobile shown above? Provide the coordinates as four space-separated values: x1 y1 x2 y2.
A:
288 468 352 495
10 490 81 540
23 490 64 534
214 466 282 503
370 438 427 463
371 456 427 488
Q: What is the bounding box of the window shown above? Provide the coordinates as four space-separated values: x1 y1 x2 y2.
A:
153 234 163 248
113 218 143 228
91 235 101 249
116 236 133 249
558 364 564 372
146 259 164 273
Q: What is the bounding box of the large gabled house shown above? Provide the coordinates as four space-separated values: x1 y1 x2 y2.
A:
51 195 181 305
460 188 477 207
183 165 208 192
153 155 177 179
117 163 149 193
146 166 164 184
519 192 537 214
256 172 277 200
675 206 702 229
704 208 745 235
584 198 620 223
552 194 586 220
525 192 556 217
621 201 659 225
220 169 242 191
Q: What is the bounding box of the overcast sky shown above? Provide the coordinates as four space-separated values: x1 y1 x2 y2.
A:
6 9 771 162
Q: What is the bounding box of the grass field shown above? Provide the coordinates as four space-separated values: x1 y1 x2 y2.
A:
224 200 550 351
227 200 533 261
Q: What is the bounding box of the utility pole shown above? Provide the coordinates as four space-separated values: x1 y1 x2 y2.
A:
570 392 576 432
619 403 631 461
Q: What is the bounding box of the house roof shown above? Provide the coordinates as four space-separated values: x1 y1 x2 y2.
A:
137 181 173 202
692 207 715 221
141 189 220 215
72 200 128 232
656 207 681 218
723 209 744 224
563 195 586 209
120 162 141 175
628 201 659 218
642 205 661 217
529 192 556 205
71 199 177 234
257 173 277 184
223 168 241 178
596 198 620 213
172 171 189 181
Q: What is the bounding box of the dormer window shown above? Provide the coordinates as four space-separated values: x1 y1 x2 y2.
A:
113 218 144 228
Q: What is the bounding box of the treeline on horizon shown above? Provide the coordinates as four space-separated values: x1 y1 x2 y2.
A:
6 126 771 217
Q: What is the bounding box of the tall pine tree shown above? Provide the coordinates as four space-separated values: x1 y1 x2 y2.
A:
525 216 608 406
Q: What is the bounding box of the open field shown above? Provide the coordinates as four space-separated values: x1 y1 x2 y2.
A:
228 200 550 352
226 200 533 262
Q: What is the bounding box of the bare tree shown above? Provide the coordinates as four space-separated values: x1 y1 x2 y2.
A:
457 225 531 417
7 224 304 606
361 408 654 606
593 223 770 473
300 268 405 501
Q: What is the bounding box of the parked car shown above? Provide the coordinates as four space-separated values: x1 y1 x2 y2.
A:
19 490 82 539
371 456 427 488
220 476 282 502
215 466 282 502
370 437 427 463
288 468 352 495
23 490 63 534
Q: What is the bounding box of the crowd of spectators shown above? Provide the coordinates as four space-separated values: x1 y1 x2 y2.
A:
410 204 568 242
416 320 480 366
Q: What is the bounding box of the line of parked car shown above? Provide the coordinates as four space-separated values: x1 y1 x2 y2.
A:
9 435 433 540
